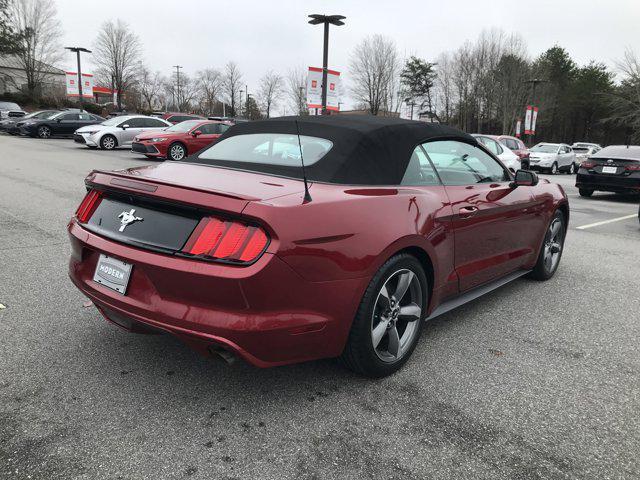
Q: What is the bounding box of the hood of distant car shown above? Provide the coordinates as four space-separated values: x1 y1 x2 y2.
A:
76 124 109 134
134 130 179 142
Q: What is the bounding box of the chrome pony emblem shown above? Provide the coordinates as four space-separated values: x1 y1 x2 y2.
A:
118 209 143 232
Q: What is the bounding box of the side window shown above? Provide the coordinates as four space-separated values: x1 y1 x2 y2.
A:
148 118 168 127
62 113 79 121
421 140 509 186
506 139 519 150
218 124 230 134
127 118 145 128
78 113 91 121
198 124 217 135
477 137 503 156
400 146 440 186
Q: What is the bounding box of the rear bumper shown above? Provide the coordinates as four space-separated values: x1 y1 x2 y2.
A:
576 172 640 193
67 220 365 367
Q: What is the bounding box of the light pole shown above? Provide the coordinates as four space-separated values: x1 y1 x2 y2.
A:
173 65 183 109
524 78 545 146
65 47 91 110
308 14 345 115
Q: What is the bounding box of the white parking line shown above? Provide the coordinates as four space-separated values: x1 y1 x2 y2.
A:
576 214 638 230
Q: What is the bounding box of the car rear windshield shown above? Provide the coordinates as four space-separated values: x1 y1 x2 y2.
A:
592 146 640 161
166 120 202 132
0 102 20 110
531 144 558 153
573 147 589 153
196 133 333 169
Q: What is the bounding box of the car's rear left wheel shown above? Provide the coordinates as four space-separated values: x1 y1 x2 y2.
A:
550 162 558 174
579 188 594 197
569 163 576 174
341 253 427 377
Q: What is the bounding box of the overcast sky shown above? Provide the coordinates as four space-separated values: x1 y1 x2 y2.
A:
56 0 640 110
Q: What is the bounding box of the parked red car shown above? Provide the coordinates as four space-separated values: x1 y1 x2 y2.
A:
68 116 568 377
497 135 531 167
132 120 232 160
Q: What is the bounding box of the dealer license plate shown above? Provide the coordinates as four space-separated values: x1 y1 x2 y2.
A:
602 166 617 174
93 254 132 294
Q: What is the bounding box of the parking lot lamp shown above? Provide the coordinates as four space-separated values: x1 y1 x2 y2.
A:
308 14 345 115
65 47 91 111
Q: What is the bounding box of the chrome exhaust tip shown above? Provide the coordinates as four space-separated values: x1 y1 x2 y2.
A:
208 345 238 365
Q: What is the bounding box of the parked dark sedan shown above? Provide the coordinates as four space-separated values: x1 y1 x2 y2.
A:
20 111 104 138
0 110 59 134
576 145 640 196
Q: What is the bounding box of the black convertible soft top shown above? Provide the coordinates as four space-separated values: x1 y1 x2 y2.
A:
193 115 477 185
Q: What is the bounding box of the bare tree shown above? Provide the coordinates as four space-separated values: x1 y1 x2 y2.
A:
222 61 243 116
606 48 640 141
258 71 283 118
93 19 141 109
349 35 400 115
434 52 456 124
7 0 62 97
137 66 163 111
196 68 223 115
286 67 307 115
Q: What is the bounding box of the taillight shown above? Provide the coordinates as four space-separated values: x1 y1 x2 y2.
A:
581 160 596 169
182 216 269 264
625 164 640 171
75 190 102 223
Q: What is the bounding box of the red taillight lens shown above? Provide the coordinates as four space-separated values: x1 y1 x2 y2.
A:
625 164 640 171
182 217 269 264
581 161 596 169
75 190 103 223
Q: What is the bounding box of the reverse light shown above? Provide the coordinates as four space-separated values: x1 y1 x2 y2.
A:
182 216 269 264
75 190 103 223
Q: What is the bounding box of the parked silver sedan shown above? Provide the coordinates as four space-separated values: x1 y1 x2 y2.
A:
74 115 172 150
528 143 577 174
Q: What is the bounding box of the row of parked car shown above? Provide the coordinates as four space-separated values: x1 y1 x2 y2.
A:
0 106 235 161
471 132 602 175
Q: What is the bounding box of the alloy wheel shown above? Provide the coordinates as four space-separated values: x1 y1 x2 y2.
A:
101 136 116 150
371 269 423 363
569 163 575 174
551 163 558 174
543 217 564 274
38 126 51 139
170 144 186 160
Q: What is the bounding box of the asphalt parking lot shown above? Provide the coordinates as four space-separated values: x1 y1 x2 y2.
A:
1 134 639 480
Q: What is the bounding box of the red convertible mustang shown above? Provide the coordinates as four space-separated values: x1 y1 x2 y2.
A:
68 116 569 377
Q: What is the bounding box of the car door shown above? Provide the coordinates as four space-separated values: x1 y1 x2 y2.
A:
76 113 95 130
422 140 542 291
118 117 144 145
188 123 216 153
56 113 80 135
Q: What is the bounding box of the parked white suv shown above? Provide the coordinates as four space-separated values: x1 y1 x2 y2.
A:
74 115 171 150
528 143 577 174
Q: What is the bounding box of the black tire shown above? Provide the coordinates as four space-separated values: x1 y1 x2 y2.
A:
341 253 427 377
550 162 558 175
579 188 594 197
568 163 576 175
528 210 566 281
100 134 117 150
37 125 51 139
168 142 187 161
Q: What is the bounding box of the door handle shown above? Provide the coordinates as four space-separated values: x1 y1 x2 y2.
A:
459 206 478 218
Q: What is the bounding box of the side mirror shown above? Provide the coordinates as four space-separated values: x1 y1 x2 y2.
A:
510 169 539 188
192 130 202 137
121 124 129 130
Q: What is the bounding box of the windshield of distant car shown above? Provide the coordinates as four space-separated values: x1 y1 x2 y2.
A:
531 144 559 153
165 120 202 132
573 147 590 153
0 102 20 110
100 116 128 126
197 133 333 167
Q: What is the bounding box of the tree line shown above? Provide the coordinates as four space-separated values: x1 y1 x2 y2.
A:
350 29 640 144
2 1 639 143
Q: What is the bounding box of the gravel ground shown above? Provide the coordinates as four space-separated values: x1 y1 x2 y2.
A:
1 134 639 480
